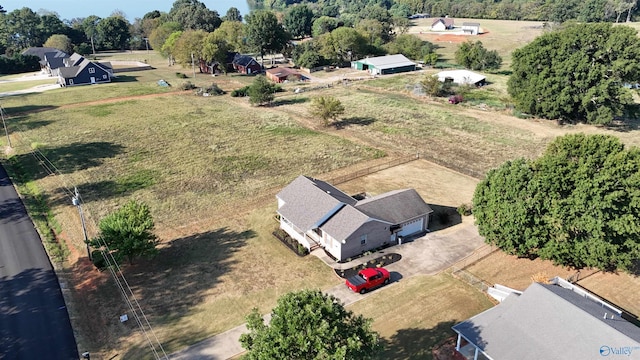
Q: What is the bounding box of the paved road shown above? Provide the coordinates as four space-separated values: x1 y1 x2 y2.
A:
0 164 78 359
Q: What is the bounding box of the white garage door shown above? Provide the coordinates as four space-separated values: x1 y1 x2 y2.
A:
398 218 424 237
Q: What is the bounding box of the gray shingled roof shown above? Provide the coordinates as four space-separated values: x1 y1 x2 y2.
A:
453 282 640 360
277 176 356 232
358 54 416 70
355 189 433 224
320 204 372 241
43 51 69 70
21 47 60 60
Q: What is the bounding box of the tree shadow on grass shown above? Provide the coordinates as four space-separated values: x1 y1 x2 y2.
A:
10 142 125 181
3 104 57 115
112 75 140 83
7 117 54 131
270 97 308 106
334 116 376 129
379 321 458 360
428 204 462 232
72 169 160 203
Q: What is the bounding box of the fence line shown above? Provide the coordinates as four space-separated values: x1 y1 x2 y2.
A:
326 153 421 185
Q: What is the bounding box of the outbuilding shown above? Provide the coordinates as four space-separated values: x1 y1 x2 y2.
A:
351 54 417 75
436 69 486 86
462 22 481 35
265 67 307 83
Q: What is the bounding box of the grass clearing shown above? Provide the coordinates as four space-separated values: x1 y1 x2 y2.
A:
0 79 57 92
351 273 494 359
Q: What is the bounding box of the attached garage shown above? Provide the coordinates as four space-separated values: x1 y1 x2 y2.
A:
351 54 417 75
398 217 425 237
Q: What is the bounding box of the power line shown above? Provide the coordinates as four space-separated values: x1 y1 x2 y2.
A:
1 105 168 359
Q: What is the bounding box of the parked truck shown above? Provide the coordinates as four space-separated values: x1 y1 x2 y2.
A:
345 267 390 294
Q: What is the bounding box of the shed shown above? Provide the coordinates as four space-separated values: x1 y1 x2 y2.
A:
232 54 262 75
351 54 417 75
431 18 454 31
462 22 481 35
265 67 306 83
436 70 486 86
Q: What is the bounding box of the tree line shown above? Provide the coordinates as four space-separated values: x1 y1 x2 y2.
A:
253 0 640 23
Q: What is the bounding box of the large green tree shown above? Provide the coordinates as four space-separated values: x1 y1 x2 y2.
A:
81 15 101 54
318 27 367 65
248 75 277 106
169 0 221 32
473 134 640 271
90 200 159 265
508 23 640 125
44 34 73 54
240 290 381 359
245 10 289 60
283 4 314 39
455 40 502 71
310 96 345 127
96 16 130 50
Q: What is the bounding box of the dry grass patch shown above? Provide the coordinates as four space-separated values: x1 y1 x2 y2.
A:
351 273 494 359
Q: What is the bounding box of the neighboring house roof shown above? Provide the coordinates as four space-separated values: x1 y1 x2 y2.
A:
233 54 259 67
43 51 70 70
21 47 61 60
432 18 454 27
277 176 356 232
453 281 640 360
462 22 480 27
277 175 432 239
436 70 486 85
355 189 433 224
266 67 299 78
64 53 85 67
358 54 416 70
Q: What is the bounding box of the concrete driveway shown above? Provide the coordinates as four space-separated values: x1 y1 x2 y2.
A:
169 221 485 359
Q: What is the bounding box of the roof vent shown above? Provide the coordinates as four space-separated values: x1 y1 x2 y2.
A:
327 191 331 194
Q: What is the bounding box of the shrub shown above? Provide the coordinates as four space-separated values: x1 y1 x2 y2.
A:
457 203 473 216
176 72 188 79
205 83 226 95
180 81 196 90
297 244 309 256
231 85 251 97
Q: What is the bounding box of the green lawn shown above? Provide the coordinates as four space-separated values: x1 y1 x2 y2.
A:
0 79 57 93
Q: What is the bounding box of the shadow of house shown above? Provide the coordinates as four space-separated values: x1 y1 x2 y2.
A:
381 321 465 359
428 204 462 231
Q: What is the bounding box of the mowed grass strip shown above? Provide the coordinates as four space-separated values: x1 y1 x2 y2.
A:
351 273 494 359
0 79 57 93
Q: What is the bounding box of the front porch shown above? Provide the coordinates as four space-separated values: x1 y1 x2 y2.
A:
454 334 491 360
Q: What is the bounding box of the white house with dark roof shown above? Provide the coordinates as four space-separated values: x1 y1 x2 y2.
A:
276 175 433 261
452 277 640 360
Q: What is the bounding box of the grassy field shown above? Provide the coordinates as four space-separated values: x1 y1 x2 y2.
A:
3 18 640 358
0 78 57 92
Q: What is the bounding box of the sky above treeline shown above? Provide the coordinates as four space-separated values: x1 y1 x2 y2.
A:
1 0 251 22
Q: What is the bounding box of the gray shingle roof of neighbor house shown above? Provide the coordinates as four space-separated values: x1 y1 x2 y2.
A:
359 54 416 69
21 47 60 60
432 18 455 27
355 189 433 224
453 282 640 360
43 51 69 70
276 176 356 232
233 54 258 67
64 53 85 67
462 22 481 27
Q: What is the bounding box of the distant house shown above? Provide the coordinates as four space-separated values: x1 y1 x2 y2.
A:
265 67 306 83
351 54 417 75
436 70 486 86
277 175 433 261
199 51 238 74
232 54 262 75
462 22 481 35
57 55 113 87
21 47 69 74
453 277 640 360
431 18 454 31
408 13 429 19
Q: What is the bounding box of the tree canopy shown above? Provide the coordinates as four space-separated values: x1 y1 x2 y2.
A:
245 10 290 60
90 200 159 265
473 134 640 271
310 96 345 127
455 40 502 71
507 23 640 125
240 289 381 359
283 4 314 39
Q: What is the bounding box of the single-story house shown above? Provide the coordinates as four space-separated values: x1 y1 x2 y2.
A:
232 54 262 75
462 22 481 35
265 67 307 83
277 175 433 261
57 58 112 87
431 18 455 31
436 70 486 86
351 54 417 75
199 51 238 74
453 277 640 360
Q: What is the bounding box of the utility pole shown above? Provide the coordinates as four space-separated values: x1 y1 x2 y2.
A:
0 105 10 148
72 187 91 261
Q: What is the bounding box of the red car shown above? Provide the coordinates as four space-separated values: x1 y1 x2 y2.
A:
346 267 390 294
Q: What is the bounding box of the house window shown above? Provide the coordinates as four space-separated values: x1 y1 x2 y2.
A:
360 235 367 246
69 79 74 85
103 74 107 79
88 67 95 74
